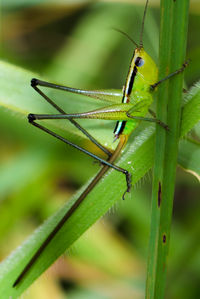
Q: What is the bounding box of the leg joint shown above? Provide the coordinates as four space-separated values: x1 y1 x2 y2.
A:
28 113 36 123
31 78 39 87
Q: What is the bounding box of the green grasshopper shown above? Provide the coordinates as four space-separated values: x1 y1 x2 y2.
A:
13 0 186 287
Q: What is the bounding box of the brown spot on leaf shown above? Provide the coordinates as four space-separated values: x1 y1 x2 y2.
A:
163 234 166 243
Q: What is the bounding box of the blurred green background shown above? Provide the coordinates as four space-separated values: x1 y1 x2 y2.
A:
1 0 200 298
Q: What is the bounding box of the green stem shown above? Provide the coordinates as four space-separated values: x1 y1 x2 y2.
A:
145 1 190 298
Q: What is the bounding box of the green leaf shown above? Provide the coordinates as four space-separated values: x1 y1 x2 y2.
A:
180 81 200 138
178 138 200 181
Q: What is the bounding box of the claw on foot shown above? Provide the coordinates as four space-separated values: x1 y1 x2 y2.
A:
122 171 132 200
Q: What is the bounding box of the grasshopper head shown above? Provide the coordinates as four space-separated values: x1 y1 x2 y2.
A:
132 47 158 90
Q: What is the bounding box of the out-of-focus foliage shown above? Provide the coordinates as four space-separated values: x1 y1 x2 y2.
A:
0 1 199 298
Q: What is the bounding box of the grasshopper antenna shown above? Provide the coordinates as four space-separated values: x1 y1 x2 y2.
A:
140 0 149 48
112 27 139 48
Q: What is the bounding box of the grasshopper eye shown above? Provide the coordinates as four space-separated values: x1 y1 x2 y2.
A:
135 57 144 67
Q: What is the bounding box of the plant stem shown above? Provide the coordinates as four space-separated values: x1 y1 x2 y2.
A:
145 1 190 298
